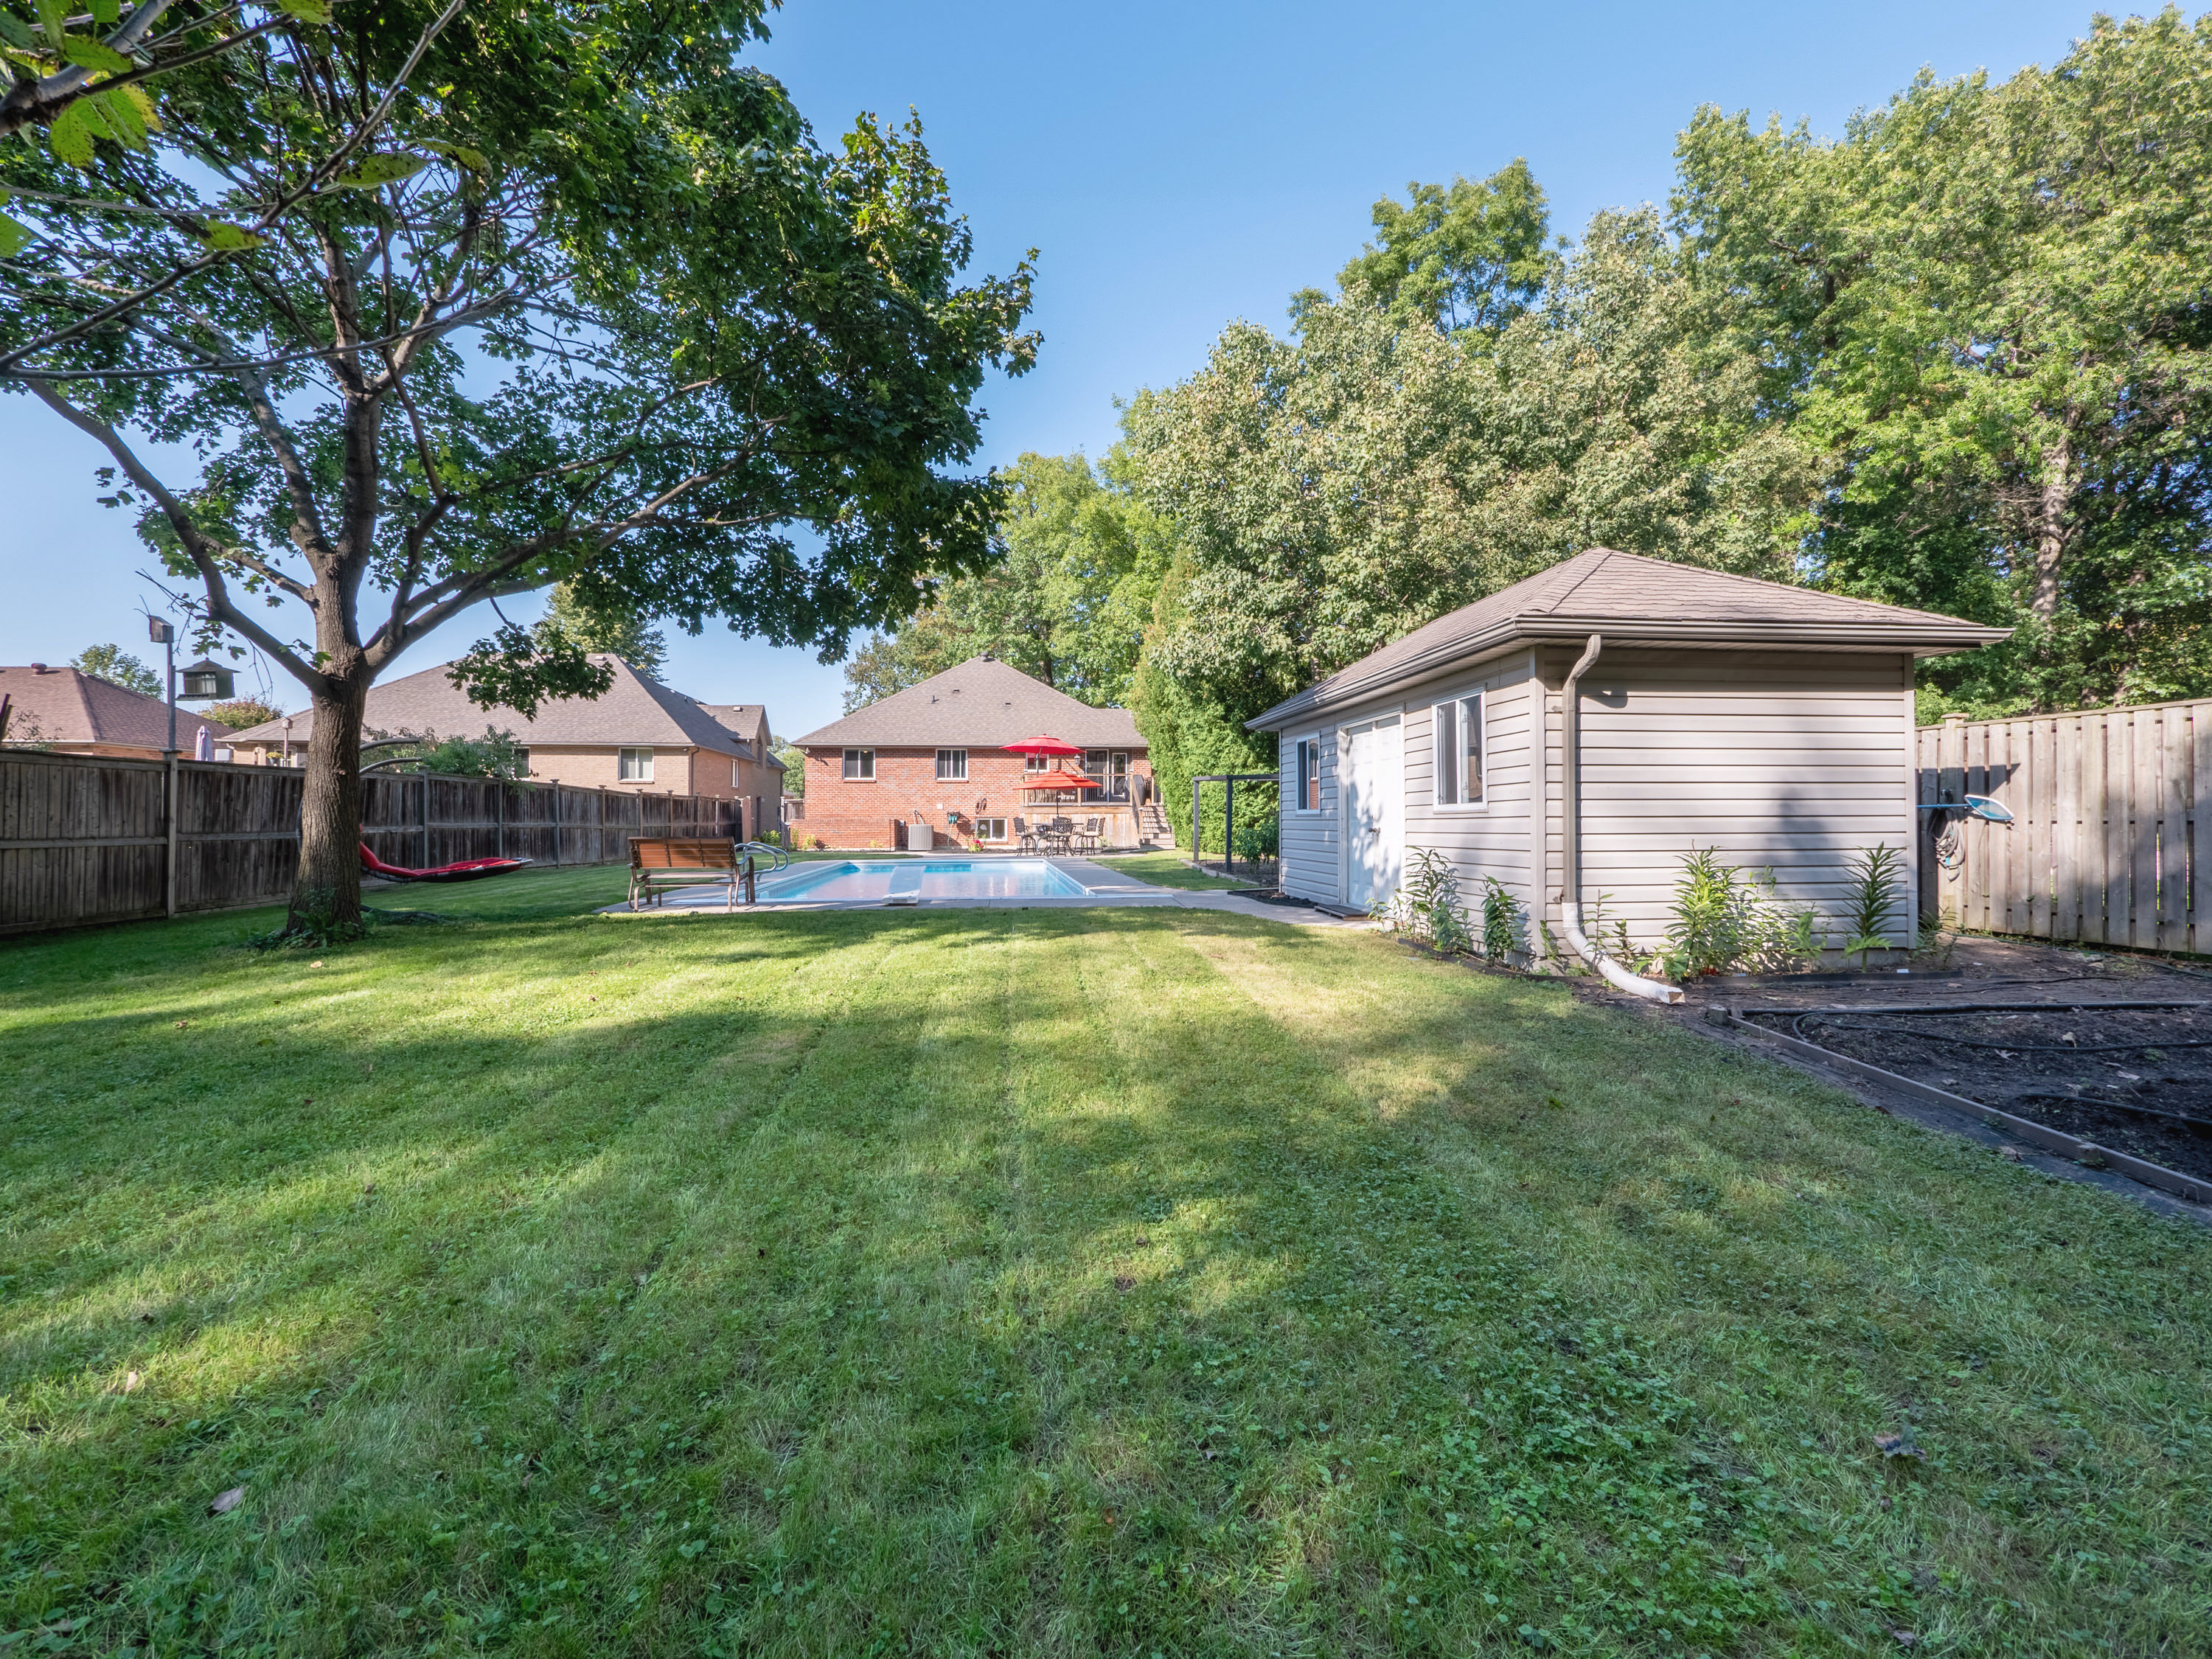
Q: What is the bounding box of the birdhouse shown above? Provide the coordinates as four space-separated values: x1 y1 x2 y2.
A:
178 658 234 700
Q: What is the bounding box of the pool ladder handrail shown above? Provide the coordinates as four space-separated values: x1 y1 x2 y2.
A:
741 839 792 874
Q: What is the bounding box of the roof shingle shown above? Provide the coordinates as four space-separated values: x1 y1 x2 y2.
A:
0 665 234 750
794 656 1144 750
226 656 758 753
1250 548 2012 728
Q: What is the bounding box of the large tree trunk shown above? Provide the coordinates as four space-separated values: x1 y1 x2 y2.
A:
2029 428 2073 623
292 663 370 931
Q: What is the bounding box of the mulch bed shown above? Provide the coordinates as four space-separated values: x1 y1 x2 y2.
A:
1741 1001 2212 1183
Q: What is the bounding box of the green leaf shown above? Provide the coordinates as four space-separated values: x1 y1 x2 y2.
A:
111 80 156 133
201 221 265 252
422 139 490 175
46 98 98 168
328 151 430 190
92 83 148 148
61 35 133 74
34 0 65 47
0 210 33 257
272 0 333 24
0 11 32 48
90 0 119 24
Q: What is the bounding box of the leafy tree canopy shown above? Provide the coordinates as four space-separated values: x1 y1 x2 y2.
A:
366 723 526 779
69 641 160 695
1 0 1037 931
537 580 665 681
1673 6 2212 713
0 0 302 181
1124 207 1814 737
840 451 1170 712
206 695 282 728
1331 159 1555 337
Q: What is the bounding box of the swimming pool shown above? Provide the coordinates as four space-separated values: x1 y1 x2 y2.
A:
757 858 1089 902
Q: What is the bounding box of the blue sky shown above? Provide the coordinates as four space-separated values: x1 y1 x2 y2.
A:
0 0 2097 740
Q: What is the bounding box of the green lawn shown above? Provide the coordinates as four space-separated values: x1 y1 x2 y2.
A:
1093 852 1248 891
3 869 2207 1656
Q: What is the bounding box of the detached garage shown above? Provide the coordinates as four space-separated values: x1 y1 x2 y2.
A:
1248 549 2008 988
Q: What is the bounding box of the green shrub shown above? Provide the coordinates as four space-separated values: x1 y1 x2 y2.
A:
1480 875 1520 961
1382 848 1474 954
1656 848 1825 978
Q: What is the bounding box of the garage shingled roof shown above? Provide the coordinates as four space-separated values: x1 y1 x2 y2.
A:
1248 547 2013 730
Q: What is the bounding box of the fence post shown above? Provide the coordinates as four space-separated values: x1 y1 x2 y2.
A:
1191 777 1200 865
164 751 179 918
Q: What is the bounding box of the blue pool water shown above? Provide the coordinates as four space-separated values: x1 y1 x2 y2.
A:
758 858 1088 902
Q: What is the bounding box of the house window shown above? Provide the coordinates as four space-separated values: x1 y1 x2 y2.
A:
619 747 654 782
731 757 740 789
974 816 1008 841
1023 751 1050 773
936 748 968 781
1083 748 1107 784
843 748 875 781
1295 736 1321 812
1433 694 1484 805
513 747 530 777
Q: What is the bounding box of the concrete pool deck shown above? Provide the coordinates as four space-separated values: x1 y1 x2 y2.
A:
597 857 1376 929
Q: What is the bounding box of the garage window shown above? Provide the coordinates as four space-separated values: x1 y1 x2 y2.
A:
1433 694 1483 805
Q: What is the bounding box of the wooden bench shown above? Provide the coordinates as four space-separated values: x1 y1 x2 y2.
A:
627 838 754 911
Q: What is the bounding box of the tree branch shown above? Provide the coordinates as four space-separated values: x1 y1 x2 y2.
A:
19 375 327 690
0 0 468 374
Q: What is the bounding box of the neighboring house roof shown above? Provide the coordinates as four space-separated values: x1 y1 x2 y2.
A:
1249 548 2014 729
0 664 234 749
226 655 757 754
794 655 1144 750
698 703 770 748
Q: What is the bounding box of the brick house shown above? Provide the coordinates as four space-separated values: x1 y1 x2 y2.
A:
226 655 785 840
792 655 1151 850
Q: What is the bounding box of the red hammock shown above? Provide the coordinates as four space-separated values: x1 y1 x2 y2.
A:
360 842 532 883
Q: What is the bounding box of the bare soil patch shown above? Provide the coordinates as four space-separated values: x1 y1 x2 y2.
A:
1742 1001 2212 1183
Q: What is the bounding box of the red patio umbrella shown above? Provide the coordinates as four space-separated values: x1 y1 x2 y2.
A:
1019 768 1099 793
1004 733 1083 757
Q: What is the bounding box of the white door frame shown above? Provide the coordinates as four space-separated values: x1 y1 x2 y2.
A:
1338 714 1402 911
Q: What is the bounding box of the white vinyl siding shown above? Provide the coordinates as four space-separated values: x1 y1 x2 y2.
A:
1402 655 1538 930
1279 726 1341 905
1539 648 1918 953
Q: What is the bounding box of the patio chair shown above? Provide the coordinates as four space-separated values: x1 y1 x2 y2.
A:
1048 815 1074 855
1079 816 1104 855
1014 816 1037 854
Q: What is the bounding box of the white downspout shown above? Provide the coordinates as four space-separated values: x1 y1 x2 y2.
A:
1557 633 1683 1004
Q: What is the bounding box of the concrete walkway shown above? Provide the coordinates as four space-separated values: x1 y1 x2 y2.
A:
599 856 1374 930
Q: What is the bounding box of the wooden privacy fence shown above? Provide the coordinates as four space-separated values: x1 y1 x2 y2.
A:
1 748 740 937
1916 698 2212 952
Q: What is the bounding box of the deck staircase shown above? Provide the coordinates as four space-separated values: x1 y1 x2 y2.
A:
1137 799 1175 849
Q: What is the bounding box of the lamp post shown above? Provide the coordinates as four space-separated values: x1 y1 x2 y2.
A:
147 616 175 754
